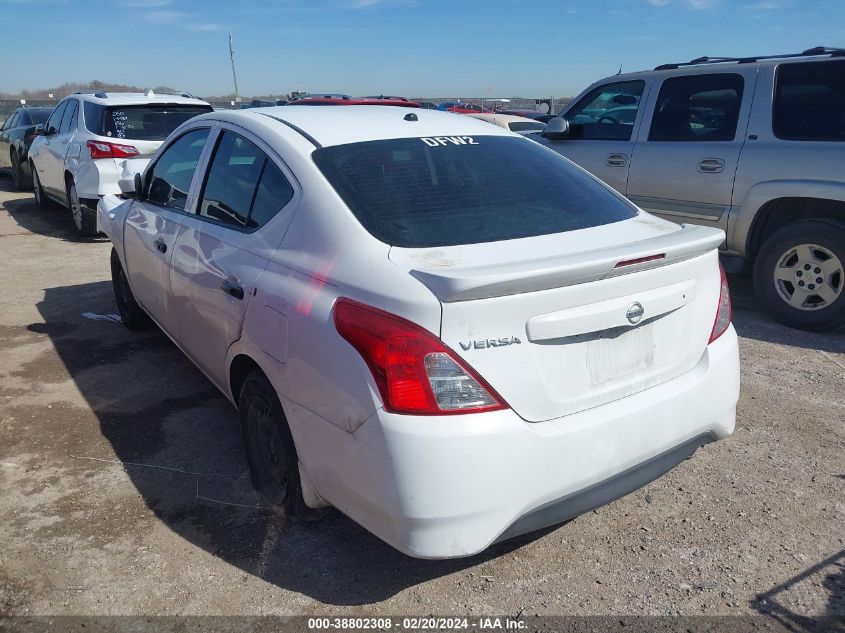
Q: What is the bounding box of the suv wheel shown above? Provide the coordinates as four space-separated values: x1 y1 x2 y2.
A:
753 220 845 331
32 167 53 210
110 249 153 331
67 179 97 237
10 151 30 191
240 371 306 518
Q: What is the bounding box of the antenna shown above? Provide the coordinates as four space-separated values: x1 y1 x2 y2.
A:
228 31 240 104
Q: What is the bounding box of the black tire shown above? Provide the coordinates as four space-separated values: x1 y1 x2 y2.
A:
240 370 306 518
10 150 31 191
67 178 97 237
32 165 53 210
753 219 845 331
110 249 153 331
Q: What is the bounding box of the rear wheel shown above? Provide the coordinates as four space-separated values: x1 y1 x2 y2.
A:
753 220 845 331
240 371 305 517
10 151 30 191
32 166 53 210
110 249 153 331
68 179 97 237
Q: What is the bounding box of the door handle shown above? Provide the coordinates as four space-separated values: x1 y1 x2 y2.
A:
698 158 725 173
606 153 628 167
220 278 244 300
153 239 167 254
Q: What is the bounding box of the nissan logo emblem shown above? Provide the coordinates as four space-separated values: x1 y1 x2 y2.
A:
626 302 645 325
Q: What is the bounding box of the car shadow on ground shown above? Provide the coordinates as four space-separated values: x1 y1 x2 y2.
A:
0 176 108 243
727 272 845 355
752 549 845 630
33 276 555 606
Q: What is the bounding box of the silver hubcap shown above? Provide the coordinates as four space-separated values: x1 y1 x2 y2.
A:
773 243 843 311
70 184 82 229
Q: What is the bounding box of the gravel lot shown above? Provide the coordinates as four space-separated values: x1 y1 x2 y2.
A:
0 176 842 621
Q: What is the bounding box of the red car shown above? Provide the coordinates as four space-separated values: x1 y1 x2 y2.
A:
439 102 490 114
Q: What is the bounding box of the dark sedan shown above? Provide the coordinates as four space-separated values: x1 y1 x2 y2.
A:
0 106 52 190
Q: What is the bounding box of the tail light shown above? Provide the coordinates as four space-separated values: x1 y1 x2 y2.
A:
334 298 508 416
709 262 732 343
87 141 139 159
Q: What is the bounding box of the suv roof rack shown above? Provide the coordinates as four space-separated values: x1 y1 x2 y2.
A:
654 46 845 70
73 90 108 99
71 90 197 100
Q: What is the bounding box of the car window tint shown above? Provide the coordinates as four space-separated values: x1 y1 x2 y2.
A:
773 60 845 141
649 74 744 142
29 109 51 125
146 128 210 211
564 80 644 141
508 121 546 133
313 136 637 248
18 110 32 126
45 102 67 135
198 131 266 228
247 161 294 229
59 100 78 135
3 112 19 130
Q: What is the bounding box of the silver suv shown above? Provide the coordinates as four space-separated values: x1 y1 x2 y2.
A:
28 91 212 237
540 47 845 331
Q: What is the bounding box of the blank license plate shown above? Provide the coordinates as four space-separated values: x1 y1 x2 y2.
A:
587 324 655 385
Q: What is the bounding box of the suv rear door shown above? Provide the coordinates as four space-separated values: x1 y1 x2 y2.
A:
547 79 650 194
626 68 758 231
37 100 69 194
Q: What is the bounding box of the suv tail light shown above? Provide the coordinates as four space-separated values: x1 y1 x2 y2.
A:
334 298 508 416
709 262 732 343
87 140 140 160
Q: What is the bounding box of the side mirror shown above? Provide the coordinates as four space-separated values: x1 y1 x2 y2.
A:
116 171 144 200
541 117 570 140
34 124 45 136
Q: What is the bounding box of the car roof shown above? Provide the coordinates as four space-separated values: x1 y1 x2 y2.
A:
204 105 515 148
69 92 210 106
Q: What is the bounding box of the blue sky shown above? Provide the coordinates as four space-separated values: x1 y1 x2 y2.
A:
1 0 842 98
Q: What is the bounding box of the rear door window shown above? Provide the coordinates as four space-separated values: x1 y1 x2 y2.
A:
146 128 210 211
59 100 78 135
648 74 744 142
3 112 20 130
198 130 294 230
45 102 67 135
773 59 845 141
313 136 637 248
564 80 645 141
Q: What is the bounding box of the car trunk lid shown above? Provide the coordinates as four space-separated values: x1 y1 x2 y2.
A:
390 218 725 422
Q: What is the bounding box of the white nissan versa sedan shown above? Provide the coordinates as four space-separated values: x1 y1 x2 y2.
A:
104 106 740 559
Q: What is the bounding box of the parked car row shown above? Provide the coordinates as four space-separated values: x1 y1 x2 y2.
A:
26 90 213 235
5 46 840 557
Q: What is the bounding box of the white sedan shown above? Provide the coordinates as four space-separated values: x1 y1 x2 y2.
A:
106 106 739 559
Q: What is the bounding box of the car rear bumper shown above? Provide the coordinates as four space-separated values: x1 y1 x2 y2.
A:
294 325 739 559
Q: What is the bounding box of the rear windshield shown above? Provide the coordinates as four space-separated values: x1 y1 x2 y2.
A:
312 136 636 247
83 103 212 140
28 108 52 125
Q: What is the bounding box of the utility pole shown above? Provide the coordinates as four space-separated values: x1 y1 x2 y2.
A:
228 31 240 103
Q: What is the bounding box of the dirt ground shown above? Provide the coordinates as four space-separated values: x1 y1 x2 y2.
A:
0 176 842 621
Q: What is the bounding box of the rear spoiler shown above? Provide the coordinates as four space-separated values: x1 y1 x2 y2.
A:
408 225 724 302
